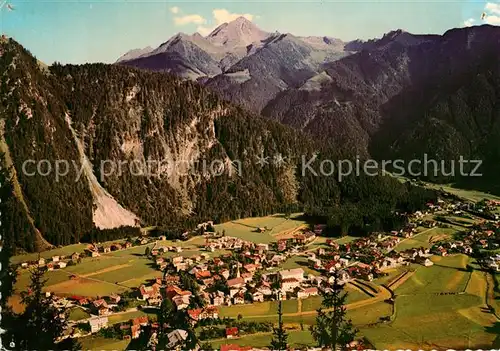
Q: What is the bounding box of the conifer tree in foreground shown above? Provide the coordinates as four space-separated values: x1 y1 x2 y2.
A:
155 294 176 349
0 157 18 349
310 273 358 350
13 263 80 350
270 290 288 350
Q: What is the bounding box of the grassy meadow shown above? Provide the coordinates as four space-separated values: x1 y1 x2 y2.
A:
394 227 458 252
214 213 307 244
219 299 298 318
423 183 500 203
362 253 499 349
209 330 315 349
395 255 471 294
79 336 130 351
11 243 89 265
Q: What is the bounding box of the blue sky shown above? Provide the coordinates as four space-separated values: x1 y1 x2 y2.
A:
0 0 498 64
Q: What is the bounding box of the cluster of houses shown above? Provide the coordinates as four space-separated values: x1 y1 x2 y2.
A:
121 200 499 347
485 254 500 272
204 235 270 252
89 313 189 348
35 195 500 349
142 250 316 307
303 234 436 283
431 226 498 257
20 252 81 270
85 241 135 257
49 292 123 319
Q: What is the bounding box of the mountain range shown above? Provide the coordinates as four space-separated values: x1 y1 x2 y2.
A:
118 17 352 111
1 36 432 252
119 20 500 192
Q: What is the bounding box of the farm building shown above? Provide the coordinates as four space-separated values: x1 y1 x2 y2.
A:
226 327 239 339
89 316 108 333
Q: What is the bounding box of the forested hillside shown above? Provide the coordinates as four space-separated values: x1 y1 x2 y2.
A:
1 37 436 252
259 25 500 192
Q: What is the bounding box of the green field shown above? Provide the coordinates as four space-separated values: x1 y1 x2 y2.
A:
105 243 155 257
446 215 478 226
47 278 130 297
394 227 458 252
423 183 500 203
362 252 499 349
11 243 89 265
214 214 306 244
89 260 157 284
209 330 315 349
301 287 369 312
271 255 320 276
241 300 393 327
38 250 154 296
361 294 494 349
396 255 471 294
14 269 71 293
107 310 152 325
120 271 163 288
79 336 130 351
372 266 410 286
68 307 91 321
219 300 298 317
302 236 356 253
335 236 358 245
63 256 133 276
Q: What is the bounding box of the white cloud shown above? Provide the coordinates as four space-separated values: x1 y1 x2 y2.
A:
485 14 500 25
212 9 254 25
485 2 500 15
478 1 500 25
170 8 257 36
463 18 476 27
173 14 206 26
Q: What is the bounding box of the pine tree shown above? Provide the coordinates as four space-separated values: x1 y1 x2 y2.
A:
270 291 288 350
156 297 175 348
310 273 358 350
0 159 18 349
14 264 80 350
170 310 199 350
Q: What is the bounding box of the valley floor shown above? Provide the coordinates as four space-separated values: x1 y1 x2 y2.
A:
10 200 500 350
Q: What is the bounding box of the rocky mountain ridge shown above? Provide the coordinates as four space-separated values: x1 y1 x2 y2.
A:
118 17 351 84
